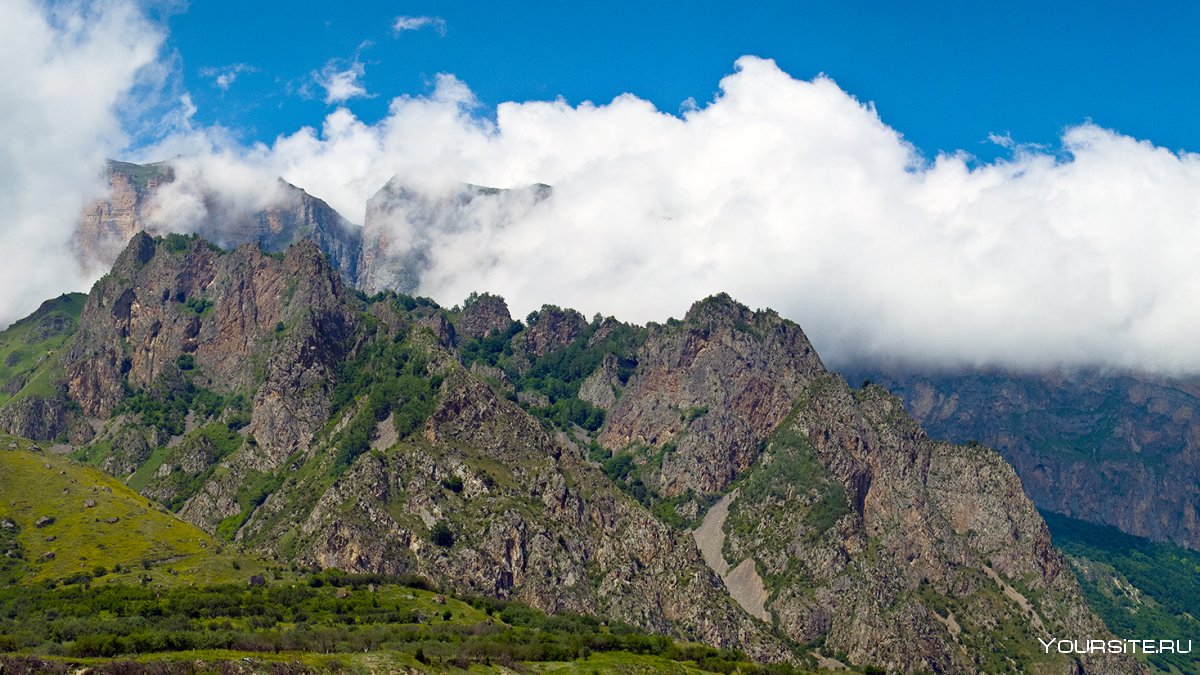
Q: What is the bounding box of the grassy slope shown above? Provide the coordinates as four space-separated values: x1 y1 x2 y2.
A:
0 434 266 586
0 293 85 407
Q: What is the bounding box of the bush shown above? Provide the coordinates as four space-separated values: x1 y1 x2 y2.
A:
430 521 455 547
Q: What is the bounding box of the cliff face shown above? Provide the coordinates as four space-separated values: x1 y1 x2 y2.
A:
0 238 1142 672
60 233 357 477
862 370 1200 551
239 352 785 660
75 161 174 276
356 179 550 295
74 160 361 283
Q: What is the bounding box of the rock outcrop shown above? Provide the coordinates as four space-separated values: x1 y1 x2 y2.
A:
600 294 825 496
452 293 513 340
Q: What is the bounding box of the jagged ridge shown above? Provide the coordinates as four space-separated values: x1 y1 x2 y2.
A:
0 235 1145 673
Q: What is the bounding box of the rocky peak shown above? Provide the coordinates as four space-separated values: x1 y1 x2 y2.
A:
681 292 756 327
63 233 356 422
453 292 513 339
600 294 825 496
520 305 587 358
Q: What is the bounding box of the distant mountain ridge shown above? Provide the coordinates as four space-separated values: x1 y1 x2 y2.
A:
75 160 361 282
857 368 1200 551
74 159 546 299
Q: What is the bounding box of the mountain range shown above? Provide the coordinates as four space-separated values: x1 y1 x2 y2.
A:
0 158 1192 672
73 159 1200 554
1 228 1151 673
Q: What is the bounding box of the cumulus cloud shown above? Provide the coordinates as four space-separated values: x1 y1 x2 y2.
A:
153 57 1200 374
392 15 446 36
312 59 369 105
200 63 255 91
0 0 164 324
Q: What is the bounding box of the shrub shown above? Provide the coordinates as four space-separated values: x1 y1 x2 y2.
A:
430 521 455 547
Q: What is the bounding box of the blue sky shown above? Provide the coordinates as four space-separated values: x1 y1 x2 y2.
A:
168 0 1200 161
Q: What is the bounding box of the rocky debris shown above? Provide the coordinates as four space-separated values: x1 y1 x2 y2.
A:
692 492 771 622
0 520 13 529
34 517 54 528
39 551 55 561
103 517 119 524
248 574 266 587
84 499 95 508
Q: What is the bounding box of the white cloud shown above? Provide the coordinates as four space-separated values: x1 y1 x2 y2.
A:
313 60 368 105
0 0 164 324
393 15 446 36
200 63 255 91
159 57 1200 374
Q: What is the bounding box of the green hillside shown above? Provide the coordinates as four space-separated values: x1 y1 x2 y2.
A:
0 434 265 587
0 434 813 674
1043 510 1200 674
0 293 84 406
0 572 792 673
